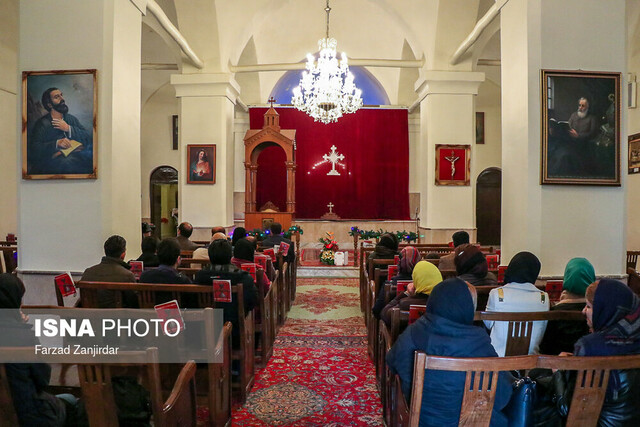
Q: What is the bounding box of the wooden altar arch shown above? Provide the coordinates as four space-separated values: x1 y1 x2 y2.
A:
243 106 296 230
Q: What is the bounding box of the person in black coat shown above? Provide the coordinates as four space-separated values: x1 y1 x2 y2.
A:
386 278 512 426
139 237 191 304
195 239 258 348
135 236 160 267
261 222 295 264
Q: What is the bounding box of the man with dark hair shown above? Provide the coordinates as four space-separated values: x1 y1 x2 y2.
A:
439 230 470 271
29 87 93 175
140 238 191 304
261 222 295 264
176 222 200 251
136 236 160 267
81 235 137 308
195 239 258 347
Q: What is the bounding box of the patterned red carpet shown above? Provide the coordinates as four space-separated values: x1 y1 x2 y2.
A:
231 277 383 426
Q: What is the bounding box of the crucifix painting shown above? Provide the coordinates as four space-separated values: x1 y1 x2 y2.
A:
435 144 470 186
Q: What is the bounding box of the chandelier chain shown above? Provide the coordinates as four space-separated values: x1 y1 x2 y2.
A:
325 0 331 39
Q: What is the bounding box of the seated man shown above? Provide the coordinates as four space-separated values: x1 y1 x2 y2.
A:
139 237 191 304
439 230 469 271
136 235 160 267
176 221 200 251
195 239 258 347
485 251 549 356
232 238 271 292
261 222 295 264
81 235 137 308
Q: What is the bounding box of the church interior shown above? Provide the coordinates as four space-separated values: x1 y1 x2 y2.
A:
2 0 640 425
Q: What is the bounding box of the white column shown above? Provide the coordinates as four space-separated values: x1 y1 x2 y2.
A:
18 0 143 275
500 0 626 276
415 70 484 239
171 73 240 229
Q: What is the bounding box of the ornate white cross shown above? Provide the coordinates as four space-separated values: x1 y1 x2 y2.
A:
445 150 460 178
327 202 334 213
322 145 345 176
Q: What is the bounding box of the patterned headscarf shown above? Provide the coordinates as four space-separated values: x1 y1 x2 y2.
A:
399 246 421 276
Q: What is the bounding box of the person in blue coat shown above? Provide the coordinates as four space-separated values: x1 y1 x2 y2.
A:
386 278 513 426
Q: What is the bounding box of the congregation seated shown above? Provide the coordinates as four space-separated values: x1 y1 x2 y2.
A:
232 238 271 292
386 278 513 426
80 235 138 308
195 239 258 347
485 251 549 356
366 232 399 273
261 222 295 264
438 230 468 271
135 235 160 267
176 221 200 251
372 246 420 320
231 226 246 248
193 231 227 260
454 243 497 286
139 237 191 304
558 279 640 425
380 260 443 327
0 274 84 426
539 257 594 355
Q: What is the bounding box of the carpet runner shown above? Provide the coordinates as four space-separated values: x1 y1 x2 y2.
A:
231 277 383 426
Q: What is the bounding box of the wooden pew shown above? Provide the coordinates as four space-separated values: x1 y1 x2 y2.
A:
0 246 17 274
628 267 640 296
0 347 197 427
627 250 640 270
254 267 274 367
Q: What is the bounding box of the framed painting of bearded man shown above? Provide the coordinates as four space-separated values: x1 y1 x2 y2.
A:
22 69 97 179
541 69 621 186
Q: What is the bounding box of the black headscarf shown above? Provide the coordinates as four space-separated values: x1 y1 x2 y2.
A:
426 278 474 325
504 251 541 284
0 273 25 309
454 244 488 278
375 233 399 257
234 238 255 262
231 227 246 246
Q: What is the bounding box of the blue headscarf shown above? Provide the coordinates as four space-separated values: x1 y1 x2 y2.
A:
426 278 475 325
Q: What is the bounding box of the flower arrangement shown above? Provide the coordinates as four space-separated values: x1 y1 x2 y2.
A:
319 231 339 265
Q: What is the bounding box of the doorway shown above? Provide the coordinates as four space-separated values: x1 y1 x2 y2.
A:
150 166 178 239
476 167 501 246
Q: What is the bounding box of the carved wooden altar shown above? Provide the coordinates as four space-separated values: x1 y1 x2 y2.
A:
243 106 296 230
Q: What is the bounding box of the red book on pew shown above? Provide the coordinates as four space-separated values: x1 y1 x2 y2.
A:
54 272 76 297
254 254 268 270
279 241 291 257
486 254 499 270
409 304 427 324
388 265 398 280
394 255 400 264
240 263 257 282
396 280 412 296
263 248 276 263
546 280 563 303
6 233 16 243
154 300 184 335
497 265 507 284
213 279 232 303
130 261 143 280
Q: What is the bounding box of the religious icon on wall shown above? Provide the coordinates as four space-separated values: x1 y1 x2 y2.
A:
476 112 485 144
541 69 621 186
629 132 640 174
435 144 470 186
22 69 97 179
186 144 216 184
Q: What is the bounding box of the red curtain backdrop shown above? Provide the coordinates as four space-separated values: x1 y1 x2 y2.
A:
250 107 410 220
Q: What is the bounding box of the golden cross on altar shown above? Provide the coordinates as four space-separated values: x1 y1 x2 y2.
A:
268 97 276 108
327 202 334 213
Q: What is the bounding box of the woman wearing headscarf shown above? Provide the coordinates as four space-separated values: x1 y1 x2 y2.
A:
380 260 443 327
0 274 79 426
485 251 549 356
387 278 513 426
231 227 247 247
454 244 497 286
231 238 271 292
366 233 399 273
564 280 640 425
539 257 594 355
372 246 421 320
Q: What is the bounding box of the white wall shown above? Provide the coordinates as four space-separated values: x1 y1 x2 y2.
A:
0 0 18 239
626 0 640 250
475 79 502 175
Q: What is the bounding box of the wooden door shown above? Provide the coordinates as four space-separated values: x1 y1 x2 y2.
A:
476 168 501 246
150 166 178 239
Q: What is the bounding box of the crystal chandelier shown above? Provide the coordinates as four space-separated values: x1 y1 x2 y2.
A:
292 0 362 124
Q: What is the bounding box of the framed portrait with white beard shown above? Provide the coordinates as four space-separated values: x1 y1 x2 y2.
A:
22 69 97 179
541 69 620 185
